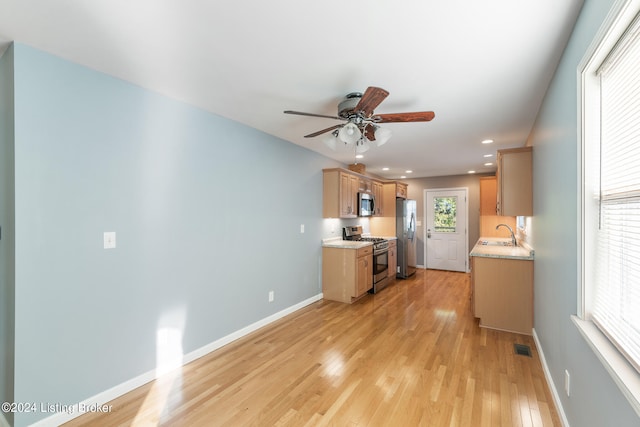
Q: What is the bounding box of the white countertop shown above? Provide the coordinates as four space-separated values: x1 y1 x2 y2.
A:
322 237 371 249
321 236 396 248
470 237 535 260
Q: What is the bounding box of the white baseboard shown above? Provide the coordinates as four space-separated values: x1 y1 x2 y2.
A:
532 328 570 427
30 293 323 427
182 293 323 365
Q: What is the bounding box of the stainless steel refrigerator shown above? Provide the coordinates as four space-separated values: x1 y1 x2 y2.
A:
396 198 417 278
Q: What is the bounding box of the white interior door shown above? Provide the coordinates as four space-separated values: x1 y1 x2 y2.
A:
425 188 468 272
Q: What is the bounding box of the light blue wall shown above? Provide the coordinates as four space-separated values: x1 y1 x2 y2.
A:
10 43 340 426
531 0 638 425
0 44 16 427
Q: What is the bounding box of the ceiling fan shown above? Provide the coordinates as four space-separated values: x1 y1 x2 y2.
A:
284 86 435 151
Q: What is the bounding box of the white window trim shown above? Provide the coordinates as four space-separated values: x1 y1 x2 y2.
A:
572 316 640 415
577 0 640 416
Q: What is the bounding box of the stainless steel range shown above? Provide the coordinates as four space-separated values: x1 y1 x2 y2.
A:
343 226 390 293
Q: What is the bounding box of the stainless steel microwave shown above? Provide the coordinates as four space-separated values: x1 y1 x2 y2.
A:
358 192 375 217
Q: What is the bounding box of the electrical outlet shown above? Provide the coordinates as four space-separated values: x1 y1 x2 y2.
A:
103 232 116 249
268 291 274 302
565 369 570 397
300 224 305 233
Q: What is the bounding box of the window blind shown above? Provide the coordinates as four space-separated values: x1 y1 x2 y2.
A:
592 12 640 373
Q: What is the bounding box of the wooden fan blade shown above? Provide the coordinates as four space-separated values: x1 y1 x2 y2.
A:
304 124 343 138
375 111 435 123
284 110 343 120
355 87 389 117
363 124 376 141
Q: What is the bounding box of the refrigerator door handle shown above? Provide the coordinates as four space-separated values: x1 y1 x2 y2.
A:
408 212 415 240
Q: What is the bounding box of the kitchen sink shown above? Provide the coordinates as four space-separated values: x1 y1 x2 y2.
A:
479 240 514 247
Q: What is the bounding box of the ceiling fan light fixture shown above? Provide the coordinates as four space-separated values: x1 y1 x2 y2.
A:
285 86 434 158
322 130 339 150
374 126 392 147
355 138 371 154
338 122 361 144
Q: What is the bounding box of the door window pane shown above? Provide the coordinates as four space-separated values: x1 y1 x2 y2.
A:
434 197 457 232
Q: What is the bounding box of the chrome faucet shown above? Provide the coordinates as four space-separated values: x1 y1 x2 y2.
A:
496 223 517 246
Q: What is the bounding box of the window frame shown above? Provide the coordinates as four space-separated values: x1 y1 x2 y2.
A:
577 0 640 416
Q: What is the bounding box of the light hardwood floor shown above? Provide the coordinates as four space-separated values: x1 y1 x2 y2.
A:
65 269 561 426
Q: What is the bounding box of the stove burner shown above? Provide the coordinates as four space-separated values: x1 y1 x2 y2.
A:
360 237 386 243
343 226 388 250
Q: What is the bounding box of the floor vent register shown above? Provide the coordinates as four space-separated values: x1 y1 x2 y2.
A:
514 343 532 357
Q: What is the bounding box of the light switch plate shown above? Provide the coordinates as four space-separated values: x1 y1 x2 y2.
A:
104 231 116 249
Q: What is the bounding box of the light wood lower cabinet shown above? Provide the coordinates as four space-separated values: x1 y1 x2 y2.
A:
388 239 397 279
471 256 533 335
322 245 373 303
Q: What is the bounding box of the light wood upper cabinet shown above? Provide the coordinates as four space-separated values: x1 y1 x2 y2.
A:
496 147 532 216
323 168 392 218
324 169 358 218
396 182 408 199
479 176 498 215
359 177 373 194
372 180 384 216
341 173 359 217
479 175 517 237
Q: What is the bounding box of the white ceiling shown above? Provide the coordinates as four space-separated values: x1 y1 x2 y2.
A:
0 0 584 179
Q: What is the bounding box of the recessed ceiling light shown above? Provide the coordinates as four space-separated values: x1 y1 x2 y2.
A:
468 170 476 174
481 139 494 144
405 170 413 173
400 175 407 179
382 167 389 171
483 154 493 158
355 154 364 159
484 162 493 166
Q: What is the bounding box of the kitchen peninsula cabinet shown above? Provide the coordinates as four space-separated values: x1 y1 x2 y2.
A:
322 244 373 303
496 147 532 216
470 238 534 335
